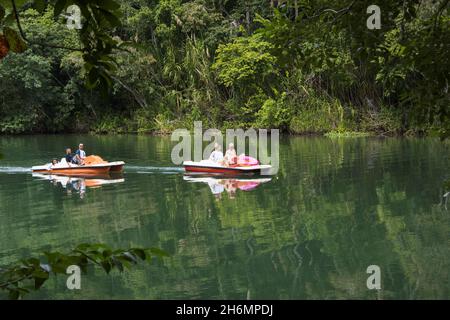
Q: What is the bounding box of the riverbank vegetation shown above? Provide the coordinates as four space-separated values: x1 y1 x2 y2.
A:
0 0 448 137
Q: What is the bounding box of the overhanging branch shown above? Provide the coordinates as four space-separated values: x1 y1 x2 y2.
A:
10 0 84 52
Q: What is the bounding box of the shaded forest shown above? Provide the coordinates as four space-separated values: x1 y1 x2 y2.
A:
0 0 449 136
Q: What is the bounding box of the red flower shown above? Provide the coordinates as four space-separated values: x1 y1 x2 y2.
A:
0 34 9 60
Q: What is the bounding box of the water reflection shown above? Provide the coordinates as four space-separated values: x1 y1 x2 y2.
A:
183 175 272 199
32 173 125 199
0 135 448 299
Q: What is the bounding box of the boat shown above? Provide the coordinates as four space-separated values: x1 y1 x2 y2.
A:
183 157 272 175
32 155 125 176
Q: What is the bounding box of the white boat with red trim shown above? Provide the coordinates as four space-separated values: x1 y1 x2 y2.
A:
183 159 272 175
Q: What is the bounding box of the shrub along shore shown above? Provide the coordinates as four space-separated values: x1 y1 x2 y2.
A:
0 1 448 138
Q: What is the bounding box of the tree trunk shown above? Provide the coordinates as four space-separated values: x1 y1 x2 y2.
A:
294 0 299 19
246 4 250 30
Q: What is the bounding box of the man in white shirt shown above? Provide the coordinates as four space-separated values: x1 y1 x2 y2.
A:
74 143 86 165
209 143 224 163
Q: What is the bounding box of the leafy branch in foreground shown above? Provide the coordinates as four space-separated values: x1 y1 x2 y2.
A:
0 0 125 91
0 243 169 300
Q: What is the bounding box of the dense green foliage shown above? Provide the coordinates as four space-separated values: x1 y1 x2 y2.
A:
0 243 168 299
0 0 449 135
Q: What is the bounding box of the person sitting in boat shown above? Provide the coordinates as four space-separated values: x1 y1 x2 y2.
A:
47 158 59 169
65 148 74 164
209 143 224 163
75 143 86 165
65 148 81 165
223 143 237 166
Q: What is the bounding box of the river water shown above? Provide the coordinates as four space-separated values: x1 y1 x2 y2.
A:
0 135 448 299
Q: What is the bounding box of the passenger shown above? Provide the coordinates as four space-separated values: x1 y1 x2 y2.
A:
224 143 237 166
209 143 224 163
74 143 86 165
65 148 74 164
47 158 59 170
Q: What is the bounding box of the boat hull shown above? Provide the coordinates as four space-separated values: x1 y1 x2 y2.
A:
109 163 124 172
32 161 125 176
184 165 260 175
183 161 272 175
32 166 111 176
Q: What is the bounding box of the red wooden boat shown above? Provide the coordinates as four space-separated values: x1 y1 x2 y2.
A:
183 160 272 175
32 155 124 176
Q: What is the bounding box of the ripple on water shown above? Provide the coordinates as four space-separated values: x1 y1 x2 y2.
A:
0 167 31 174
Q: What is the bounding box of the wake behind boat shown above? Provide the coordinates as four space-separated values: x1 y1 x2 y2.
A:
32 155 124 176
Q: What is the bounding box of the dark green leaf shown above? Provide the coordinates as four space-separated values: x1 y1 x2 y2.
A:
131 249 146 261
32 267 49 280
98 9 121 27
97 0 120 11
78 3 91 23
33 0 46 13
23 258 40 267
0 0 11 10
2 12 17 27
100 261 111 274
8 289 20 300
0 5 5 22
53 0 68 19
74 243 92 251
13 0 28 9
34 276 47 289
3 27 27 53
1 244 167 299
86 68 100 88
102 249 112 258
111 257 123 272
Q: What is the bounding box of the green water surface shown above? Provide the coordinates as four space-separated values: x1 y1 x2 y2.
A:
0 135 448 299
